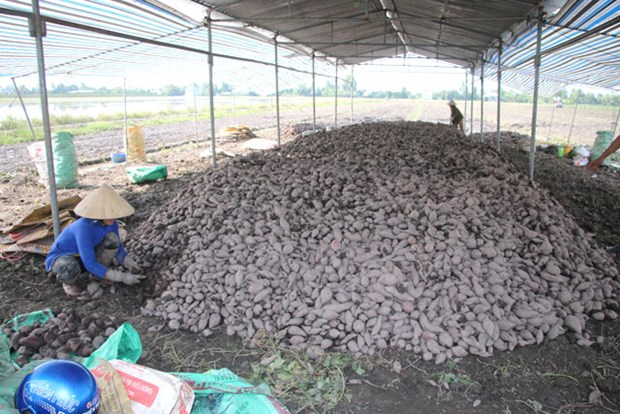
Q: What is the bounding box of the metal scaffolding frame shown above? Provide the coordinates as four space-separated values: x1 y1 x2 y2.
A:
0 0 618 234
0 0 339 235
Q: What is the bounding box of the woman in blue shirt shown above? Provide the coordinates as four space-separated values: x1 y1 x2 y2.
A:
46 184 143 296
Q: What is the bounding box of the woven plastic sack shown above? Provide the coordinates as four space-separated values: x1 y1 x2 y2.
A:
26 132 78 188
92 360 194 414
26 141 47 186
53 131 79 188
174 368 291 414
126 165 168 184
590 130 613 166
127 125 147 162
81 322 142 369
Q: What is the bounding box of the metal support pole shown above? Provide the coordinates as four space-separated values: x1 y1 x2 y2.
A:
312 53 316 132
480 60 484 142
350 66 354 125
612 105 620 137
334 61 338 129
193 82 199 141
470 67 475 138
12 77 36 140
31 0 60 238
547 105 555 140
567 103 578 145
496 44 502 152
275 36 281 146
463 70 468 134
207 14 216 169
529 8 544 182
123 78 128 156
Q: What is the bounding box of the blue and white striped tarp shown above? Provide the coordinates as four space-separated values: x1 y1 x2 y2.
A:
0 0 335 90
479 0 619 97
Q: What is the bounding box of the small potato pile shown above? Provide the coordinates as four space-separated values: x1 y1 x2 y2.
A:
3 309 120 367
132 121 619 363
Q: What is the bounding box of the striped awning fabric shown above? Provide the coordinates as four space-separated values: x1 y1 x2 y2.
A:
478 0 620 97
0 0 335 91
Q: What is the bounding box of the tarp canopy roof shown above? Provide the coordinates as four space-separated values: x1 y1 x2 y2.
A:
0 0 335 93
194 0 541 67
0 0 618 96
481 0 620 96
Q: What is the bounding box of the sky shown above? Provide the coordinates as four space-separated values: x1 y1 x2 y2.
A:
1 57 469 97
1 60 614 98
353 64 466 96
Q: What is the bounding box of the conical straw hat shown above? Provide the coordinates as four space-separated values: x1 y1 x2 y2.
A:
74 184 135 219
447 99 456 106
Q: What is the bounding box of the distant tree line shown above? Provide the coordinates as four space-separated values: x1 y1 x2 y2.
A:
0 82 233 97
434 82 619 106
1 79 617 106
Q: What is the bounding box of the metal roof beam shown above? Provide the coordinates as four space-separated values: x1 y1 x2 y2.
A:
277 40 487 49
208 15 531 23
546 21 620 39
399 14 508 40
0 6 28 18
379 0 414 54
337 46 471 62
259 11 384 39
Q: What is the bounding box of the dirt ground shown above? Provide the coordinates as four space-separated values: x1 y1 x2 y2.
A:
1 103 620 413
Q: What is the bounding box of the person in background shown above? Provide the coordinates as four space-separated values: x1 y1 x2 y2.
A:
448 99 464 133
45 184 144 297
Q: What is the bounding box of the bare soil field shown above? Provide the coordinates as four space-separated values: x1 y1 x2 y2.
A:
2 98 616 175
1 100 619 414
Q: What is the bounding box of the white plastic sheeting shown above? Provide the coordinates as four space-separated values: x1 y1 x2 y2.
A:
480 0 620 97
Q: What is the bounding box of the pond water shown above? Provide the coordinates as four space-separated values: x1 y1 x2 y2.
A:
0 95 277 120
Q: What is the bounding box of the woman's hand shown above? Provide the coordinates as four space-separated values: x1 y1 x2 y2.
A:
123 255 142 273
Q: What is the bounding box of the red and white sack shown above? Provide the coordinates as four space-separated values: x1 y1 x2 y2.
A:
91 359 194 414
